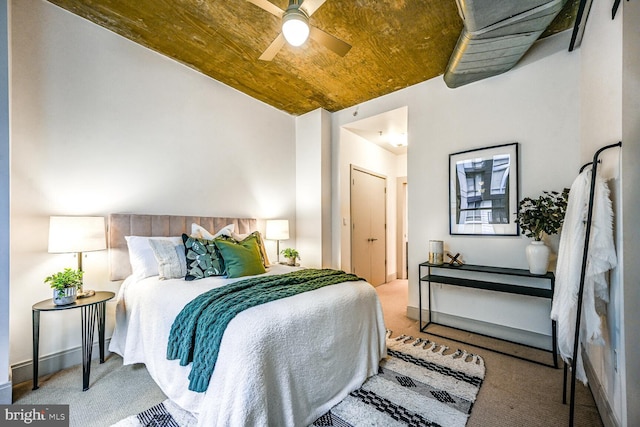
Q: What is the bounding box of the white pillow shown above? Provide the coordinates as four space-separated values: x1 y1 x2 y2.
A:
230 231 248 241
148 238 187 280
190 223 235 240
125 235 183 279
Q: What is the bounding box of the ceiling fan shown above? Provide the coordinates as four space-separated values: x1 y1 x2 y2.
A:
247 0 352 61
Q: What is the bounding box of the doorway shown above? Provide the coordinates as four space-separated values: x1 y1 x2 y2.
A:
351 166 387 286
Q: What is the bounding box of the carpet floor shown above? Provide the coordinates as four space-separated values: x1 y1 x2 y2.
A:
12 279 604 427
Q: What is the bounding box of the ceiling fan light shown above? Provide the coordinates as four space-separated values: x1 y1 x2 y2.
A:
282 8 309 47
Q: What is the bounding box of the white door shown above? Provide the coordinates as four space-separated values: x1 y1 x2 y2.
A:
351 167 386 286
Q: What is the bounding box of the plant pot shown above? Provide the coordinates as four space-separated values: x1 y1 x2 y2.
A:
526 241 550 275
53 286 77 306
286 257 296 266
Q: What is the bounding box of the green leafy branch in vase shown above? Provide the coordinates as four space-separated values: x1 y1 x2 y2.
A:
515 189 570 241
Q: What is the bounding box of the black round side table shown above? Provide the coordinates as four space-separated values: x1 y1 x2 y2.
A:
32 291 115 391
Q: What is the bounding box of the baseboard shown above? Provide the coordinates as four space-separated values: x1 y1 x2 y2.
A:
406 306 553 351
583 350 618 427
0 379 11 404
11 338 112 386
386 272 397 283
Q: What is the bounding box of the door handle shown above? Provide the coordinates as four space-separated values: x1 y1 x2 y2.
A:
367 238 378 242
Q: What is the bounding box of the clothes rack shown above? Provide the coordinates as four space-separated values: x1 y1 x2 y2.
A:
562 141 621 427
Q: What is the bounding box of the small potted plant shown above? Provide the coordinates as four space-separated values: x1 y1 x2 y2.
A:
280 248 300 266
515 189 569 274
45 268 83 305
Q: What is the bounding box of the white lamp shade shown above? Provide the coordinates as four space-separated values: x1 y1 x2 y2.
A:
265 219 290 241
48 216 107 253
282 11 309 46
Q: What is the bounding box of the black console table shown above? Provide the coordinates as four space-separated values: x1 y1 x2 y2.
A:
419 262 558 368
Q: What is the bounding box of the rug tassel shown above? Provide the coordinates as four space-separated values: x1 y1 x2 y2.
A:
449 349 484 364
395 334 413 342
436 345 449 355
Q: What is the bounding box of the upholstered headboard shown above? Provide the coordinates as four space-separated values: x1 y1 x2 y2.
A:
108 213 257 281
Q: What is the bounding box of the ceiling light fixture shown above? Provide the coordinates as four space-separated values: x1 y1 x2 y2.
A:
389 133 408 147
281 1 310 47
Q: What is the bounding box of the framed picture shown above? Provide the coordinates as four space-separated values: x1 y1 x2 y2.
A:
449 143 519 236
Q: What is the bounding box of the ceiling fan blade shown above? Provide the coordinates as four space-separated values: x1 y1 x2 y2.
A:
246 0 284 17
300 0 327 17
309 26 351 57
259 33 286 61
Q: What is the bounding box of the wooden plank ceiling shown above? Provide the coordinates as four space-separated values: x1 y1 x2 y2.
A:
46 0 579 116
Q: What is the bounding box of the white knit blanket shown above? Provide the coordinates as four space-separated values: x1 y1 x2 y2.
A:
551 170 617 383
109 264 387 426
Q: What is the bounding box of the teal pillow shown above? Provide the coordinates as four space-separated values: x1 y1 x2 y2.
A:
182 234 225 281
214 234 266 278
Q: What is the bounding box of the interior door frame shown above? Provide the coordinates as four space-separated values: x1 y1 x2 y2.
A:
396 176 408 280
350 165 387 284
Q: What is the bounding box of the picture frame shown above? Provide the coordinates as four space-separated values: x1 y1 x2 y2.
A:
449 143 519 236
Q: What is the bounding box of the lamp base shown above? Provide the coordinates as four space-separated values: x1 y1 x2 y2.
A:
77 289 96 299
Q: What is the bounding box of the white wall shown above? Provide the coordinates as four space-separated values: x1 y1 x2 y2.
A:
579 0 625 424
621 2 640 425
396 153 407 177
337 128 400 279
0 0 11 404
9 0 295 371
295 108 332 268
333 30 581 336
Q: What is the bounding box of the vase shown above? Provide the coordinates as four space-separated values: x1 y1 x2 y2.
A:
526 241 550 275
53 286 77 306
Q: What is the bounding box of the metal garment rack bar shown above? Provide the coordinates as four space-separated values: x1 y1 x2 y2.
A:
564 141 622 427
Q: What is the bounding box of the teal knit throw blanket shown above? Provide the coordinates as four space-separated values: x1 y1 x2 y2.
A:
166 268 363 392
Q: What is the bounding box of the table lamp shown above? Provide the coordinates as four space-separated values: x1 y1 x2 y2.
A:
265 219 290 264
48 216 106 298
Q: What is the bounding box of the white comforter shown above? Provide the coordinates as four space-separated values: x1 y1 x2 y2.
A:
109 265 387 426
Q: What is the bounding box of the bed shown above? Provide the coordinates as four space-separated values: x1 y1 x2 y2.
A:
107 214 387 426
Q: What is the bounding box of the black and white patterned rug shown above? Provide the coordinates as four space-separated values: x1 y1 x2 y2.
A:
112 334 485 427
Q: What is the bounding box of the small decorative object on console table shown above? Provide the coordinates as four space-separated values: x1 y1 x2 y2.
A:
447 252 464 266
428 240 444 265
48 216 106 298
515 189 569 274
280 248 300 266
